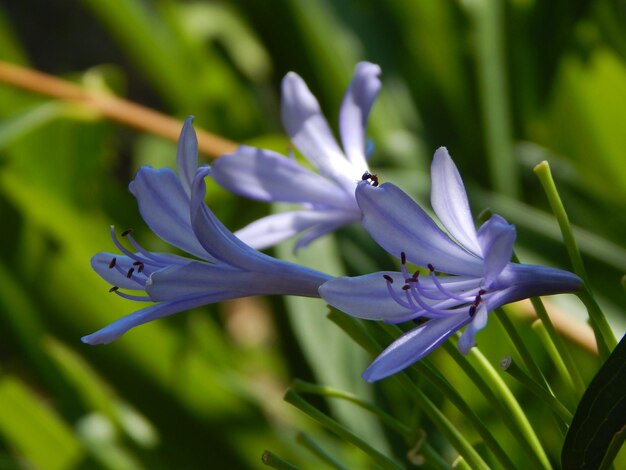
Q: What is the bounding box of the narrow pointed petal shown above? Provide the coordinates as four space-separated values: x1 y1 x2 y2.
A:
212 146 353 209
81 294 218 345
235 210 354 251
293 217 351 252
189 166 276 270
339 62 381 172
129 167 214 261
458 305 488 354
319 272 415 321
281 72 357 186
488 263 582 306
362 313 472 382
91 253 148 290
177 116 198 195
477 215 516 286
356 182 483 276
430 147 481 255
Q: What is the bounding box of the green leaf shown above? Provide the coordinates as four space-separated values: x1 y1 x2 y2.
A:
0 376 84 470
562 334 626 469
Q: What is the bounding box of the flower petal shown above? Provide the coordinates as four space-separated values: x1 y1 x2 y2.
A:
430 147 481 255
177 116 198 195
362 313 471 382
129 166 213 261
477 215 516 286
147 261 329 301
212 146 353 210
339 62 381 173
281 72 357 187
235 210 355 251
190 166 276 270
81 294 218 345
486 263 582 308
457 305 488 354
356 182 483 276
319 272 414 321
293 217 352 252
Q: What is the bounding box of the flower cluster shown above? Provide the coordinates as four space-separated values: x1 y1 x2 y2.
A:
85 63 581 382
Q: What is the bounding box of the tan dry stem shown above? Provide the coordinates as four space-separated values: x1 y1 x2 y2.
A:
0 61 237 158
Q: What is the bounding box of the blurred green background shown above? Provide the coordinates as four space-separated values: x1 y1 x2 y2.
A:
0 0 625 468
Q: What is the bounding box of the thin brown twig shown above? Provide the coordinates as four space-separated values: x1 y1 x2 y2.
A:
0 61 237 158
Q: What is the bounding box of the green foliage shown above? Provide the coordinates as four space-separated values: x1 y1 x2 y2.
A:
0 0 625 468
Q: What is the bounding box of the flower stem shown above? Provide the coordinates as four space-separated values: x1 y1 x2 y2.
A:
327 312 494 469
534 161 616 359
261 451 299 470
500 356 572 428
295 432 348 470
284 389 403 470
494 307 549 388
376 325 513 470
291 379 411 437
444 343 552 470
531 319 578 410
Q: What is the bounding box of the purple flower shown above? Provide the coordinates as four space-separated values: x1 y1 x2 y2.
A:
83 117 331 345
212 62 382 251
319 148 582 382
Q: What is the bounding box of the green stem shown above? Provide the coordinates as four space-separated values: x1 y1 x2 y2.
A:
284 389 402 470
534 161 616 359
295 432 348 470
494 307 549 388
291 379 411 437
531 320 578 411
500 356 572 428
444 343 552 470
261 451 299 470
529 296 586 398
327 313 493 469
470 0 518 197
377 325 513 470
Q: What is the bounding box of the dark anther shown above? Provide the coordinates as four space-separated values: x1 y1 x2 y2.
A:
427 264 435 272
479 289 487 296
133 261 145 273
402 284 411 291
108 257 117 269
361 171 379 187
121 228 133 237
126 267 135 278
400 252 407 264
383 274 393 283
109 286 119 293
411 271 420 282
469 305 476 317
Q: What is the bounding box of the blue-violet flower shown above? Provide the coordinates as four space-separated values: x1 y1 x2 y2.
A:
212 61 382 251
83 117 331 345
319 148 582 382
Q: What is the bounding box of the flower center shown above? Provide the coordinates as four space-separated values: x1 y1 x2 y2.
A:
105 226 183 302
383 252 487 320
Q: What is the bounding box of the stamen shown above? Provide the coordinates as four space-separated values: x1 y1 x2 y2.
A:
108 257 117 269
428 266 472 302
133 261 145 273
384 275 412 309
126 267 135 278
406 281 457 318
469 305 476 317
113 290 152 302
121 228 133 237
109 286 119 293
